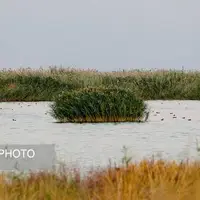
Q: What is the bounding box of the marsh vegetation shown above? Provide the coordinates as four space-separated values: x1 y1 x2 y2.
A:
1 67 200 101
1 68 200 198
50 87 148 123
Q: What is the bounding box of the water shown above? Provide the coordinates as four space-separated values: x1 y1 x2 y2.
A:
0 100 200 171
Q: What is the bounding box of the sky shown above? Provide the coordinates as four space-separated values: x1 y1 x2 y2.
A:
0 0 199 71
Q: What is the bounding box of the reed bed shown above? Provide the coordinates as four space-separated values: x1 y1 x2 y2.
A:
0 159 200 199
1 67 200 101
50 87 147 123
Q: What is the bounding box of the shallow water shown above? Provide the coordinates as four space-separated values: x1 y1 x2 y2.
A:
0 101 200 171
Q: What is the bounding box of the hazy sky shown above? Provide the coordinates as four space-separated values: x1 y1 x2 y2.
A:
0 0 199 71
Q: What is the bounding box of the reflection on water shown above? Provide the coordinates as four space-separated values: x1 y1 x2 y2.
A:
0 100 200 171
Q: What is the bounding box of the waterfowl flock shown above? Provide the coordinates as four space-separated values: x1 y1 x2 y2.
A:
151 102 192 122
0 101 194 123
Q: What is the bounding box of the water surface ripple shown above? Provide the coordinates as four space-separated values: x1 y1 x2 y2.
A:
0 100 200 170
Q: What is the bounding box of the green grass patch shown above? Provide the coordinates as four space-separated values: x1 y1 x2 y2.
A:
50 87 148 123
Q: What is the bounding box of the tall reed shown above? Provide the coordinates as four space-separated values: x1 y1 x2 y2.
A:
0 159 200 199
1 67 200 101
50 87 148 123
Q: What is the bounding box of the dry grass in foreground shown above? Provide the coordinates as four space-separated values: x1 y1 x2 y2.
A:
0 159 200 199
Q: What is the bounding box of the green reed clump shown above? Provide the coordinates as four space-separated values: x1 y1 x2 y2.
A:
50 87 148 123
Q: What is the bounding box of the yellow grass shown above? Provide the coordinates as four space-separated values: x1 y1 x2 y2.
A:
58 116 142 123
0 159 200 199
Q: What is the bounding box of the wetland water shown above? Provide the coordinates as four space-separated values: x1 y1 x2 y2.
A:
0 101 200 171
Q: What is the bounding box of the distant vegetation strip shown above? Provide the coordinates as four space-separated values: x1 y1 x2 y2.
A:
1 67 200 101
50 87 148 123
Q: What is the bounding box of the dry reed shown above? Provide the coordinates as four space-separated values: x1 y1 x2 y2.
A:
0 159 199 199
